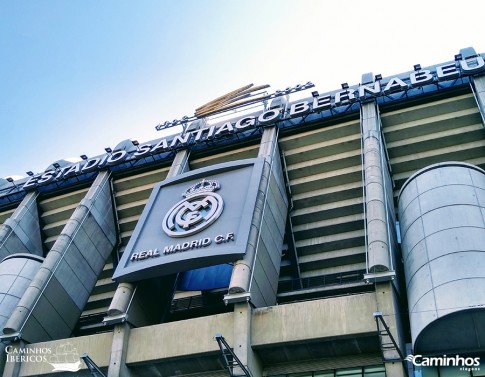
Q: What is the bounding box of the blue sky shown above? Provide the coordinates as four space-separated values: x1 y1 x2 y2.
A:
1 0 485 179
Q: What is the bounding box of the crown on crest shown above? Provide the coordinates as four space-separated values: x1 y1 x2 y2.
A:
183 179 220 198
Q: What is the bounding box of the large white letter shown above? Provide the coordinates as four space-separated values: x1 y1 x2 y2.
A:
312 95 332 111
358 82 381 99
334 89 356 106
436 63 460 80
235 116 256 130
460 56 485 74
289 101 310 117
258 109 281 125
410 70 434 87
383 77 408 94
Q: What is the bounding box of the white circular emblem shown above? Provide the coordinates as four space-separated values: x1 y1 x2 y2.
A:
162 180 224 238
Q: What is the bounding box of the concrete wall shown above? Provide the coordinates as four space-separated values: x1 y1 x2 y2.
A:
126 311 234 364
17 332 113 376
252 293 377 346
7 294 378 376
399 162 485 353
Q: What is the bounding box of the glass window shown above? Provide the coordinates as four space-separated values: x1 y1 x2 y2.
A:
314 372 334 377
267 365 386 377
364 365 386 377
336 368 362 377
413 366 439 377
439 367 470 377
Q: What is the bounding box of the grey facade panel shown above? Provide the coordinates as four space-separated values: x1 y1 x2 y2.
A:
0 255 42 331
0 192 43 261
2 172 117 342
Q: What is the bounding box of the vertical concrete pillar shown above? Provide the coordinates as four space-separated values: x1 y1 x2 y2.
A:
227 127 286 377
360 82 405 376
0 343 6 376
1 340 27 377
106 150 189 377
460 47 485 125
107 323 133 377
0 192 43 261
3 171 117 343
472 74 485 121
471 73 485 133
375 282 406 377
227 126 287 307
361 100 391 272
107 150 189 320
228 157 270 295
228 128 273 294
233 303 262 377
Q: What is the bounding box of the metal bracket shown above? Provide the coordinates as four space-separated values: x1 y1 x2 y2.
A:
373 312 408 377
364 270 396 283
214 333 252 377
102 313 128 326
0 332 21 342
223 292 251 305
80 353 107 377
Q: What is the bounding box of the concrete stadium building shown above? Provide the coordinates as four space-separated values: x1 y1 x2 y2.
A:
1 47 485 377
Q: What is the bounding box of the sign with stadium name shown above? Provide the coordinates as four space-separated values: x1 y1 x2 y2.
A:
22 54 485 191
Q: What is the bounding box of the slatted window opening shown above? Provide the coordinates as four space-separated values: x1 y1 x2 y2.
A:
267 365 386 377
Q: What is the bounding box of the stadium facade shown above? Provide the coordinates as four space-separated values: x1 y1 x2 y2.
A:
1 47 485 377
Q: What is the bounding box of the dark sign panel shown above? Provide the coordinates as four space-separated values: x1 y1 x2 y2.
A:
112 158 265 282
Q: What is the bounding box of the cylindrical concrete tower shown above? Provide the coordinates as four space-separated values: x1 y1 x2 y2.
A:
398 162 485 354
0 253 44 331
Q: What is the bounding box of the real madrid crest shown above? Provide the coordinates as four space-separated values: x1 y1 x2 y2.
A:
162 179 224 238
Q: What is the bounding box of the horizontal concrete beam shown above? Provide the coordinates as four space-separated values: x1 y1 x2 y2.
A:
18 332 113 376
126 312 234 364
252 292 377 347
16 294 379 375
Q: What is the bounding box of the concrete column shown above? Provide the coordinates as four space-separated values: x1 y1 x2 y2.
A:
361 91 405 375
3 171 117 343
460 47 485 125
106 149 190 377
0 192 43 261
1 341 26 377
224 127 288 307
228 160 270 295
107 150 190 319
361 101 391 272
107 323 133 377
258 126 278 158
0 343 6 376
228 127 276 295
233 303 262 377
471 75 485 125
375 282 406 377
106 282 136 317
